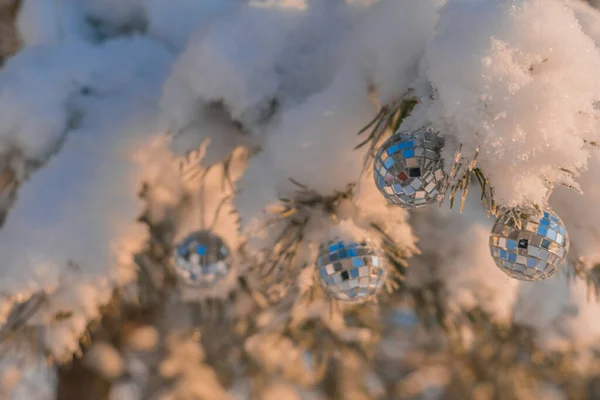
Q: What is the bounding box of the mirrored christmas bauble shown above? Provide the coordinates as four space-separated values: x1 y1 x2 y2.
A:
489 210 569 281
373 128 446 208
316 240 386 303
173 230 231 287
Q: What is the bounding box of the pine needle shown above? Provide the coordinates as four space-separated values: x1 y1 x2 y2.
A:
355 96 418 172
459 175 469 213
0 292 46 344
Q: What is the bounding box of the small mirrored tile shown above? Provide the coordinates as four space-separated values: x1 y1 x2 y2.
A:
396 171 409 183
410 178 423 189
514 263 525 272
406 157 418 167
555 233 563 244
424 182 436 192
508 230 520 240
548 241 562 255
403 149 415 158
536 261 547 271
528 246 539 257
525 222 538 232
530 235 542 246
408 168 421 178
403 185 415 195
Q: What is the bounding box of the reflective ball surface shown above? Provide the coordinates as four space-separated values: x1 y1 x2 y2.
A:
489 210 569 281
316 240 386 303
173 230 231 287
373 128 446 208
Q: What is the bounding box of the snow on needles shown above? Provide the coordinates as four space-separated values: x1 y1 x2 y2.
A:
0 36 173 358
422 0 600 208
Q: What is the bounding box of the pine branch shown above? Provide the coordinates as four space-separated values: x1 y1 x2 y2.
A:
256 182 356 288
259 217 308 281
0 291 46 344
370 222 410 287
445 146 500 216
567 261 600 302
356 95 418 171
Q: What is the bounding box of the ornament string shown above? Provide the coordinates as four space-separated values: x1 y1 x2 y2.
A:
194 162 234 236
198 166 212 231
209 194 232 232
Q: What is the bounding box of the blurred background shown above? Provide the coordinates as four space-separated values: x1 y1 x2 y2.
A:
1 1 600 400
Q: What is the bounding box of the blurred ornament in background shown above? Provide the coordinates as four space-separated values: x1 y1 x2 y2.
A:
316 239 386 303
489 209 569 281
173 230 231 287
373 127 446 209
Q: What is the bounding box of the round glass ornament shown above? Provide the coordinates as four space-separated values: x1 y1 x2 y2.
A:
489 209 569 281
373 127 446 208
316 239 386 303
173 230 231 287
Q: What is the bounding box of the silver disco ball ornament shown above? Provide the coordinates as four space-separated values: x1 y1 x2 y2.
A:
489 209 569 281
173 230 231 287
373 128 446 208
316 239 386 303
